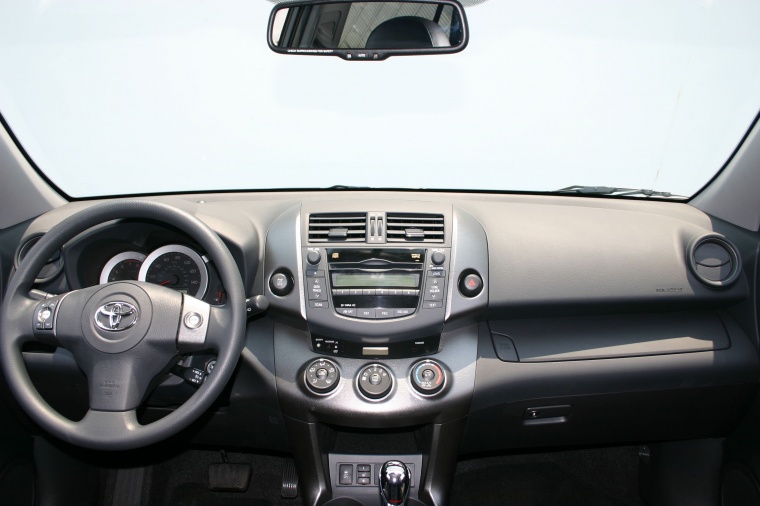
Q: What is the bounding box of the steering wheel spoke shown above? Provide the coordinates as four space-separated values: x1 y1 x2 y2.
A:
77 409 141 442
82 355 172 411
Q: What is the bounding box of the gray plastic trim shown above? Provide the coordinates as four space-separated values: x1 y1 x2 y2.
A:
691 114 760 232
0 121 66 229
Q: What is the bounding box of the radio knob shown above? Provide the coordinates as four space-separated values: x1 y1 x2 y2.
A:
306 250 322 265
431 251 446 266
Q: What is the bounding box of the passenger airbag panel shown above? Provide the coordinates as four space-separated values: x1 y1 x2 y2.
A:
489 311 730 362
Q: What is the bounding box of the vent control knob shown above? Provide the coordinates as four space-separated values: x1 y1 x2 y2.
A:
358 364 393 399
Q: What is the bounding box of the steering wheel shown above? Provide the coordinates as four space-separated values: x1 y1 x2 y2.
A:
0 200 246 450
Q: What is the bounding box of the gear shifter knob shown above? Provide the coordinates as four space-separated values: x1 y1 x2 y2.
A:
379 460 410 506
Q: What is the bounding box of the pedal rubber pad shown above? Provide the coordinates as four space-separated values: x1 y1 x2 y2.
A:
208 463 252 492
281 458 298 498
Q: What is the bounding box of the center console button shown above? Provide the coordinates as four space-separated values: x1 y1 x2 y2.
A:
269 271 294 297
362 289 376 296
394 308 415 317
376 309 394 319
350 289 363 296
307 277 327 300
459 272 484 297
357 308 376 319
337 308 357 317
424 278 445 301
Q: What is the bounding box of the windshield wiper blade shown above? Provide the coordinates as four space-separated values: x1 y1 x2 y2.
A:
556 185 685 198
325 185 373 190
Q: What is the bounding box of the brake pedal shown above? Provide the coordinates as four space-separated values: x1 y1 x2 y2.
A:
208 450 251 492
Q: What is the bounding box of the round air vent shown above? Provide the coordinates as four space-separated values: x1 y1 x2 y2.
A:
14 235 64 284
687 234 741 288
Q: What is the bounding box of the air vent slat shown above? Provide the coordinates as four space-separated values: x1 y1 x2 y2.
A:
308 213 367 243
386 213 444 243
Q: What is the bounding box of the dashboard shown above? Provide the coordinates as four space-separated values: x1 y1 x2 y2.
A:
9 191 760 506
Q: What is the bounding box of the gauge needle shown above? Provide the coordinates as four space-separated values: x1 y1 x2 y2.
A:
160 280 172 286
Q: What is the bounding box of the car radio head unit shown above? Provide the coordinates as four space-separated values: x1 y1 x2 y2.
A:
302 246 450 356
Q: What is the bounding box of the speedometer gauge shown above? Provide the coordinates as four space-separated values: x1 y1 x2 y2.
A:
100 251 146 284
138 245 208 299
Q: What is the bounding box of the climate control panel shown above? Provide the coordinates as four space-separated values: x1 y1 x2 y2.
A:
302 359 447 400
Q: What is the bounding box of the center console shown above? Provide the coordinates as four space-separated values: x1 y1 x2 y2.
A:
263 201 489 506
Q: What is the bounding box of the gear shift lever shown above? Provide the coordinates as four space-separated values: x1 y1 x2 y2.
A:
379 461 410 506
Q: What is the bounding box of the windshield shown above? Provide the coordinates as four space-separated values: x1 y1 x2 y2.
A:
1 1 759 199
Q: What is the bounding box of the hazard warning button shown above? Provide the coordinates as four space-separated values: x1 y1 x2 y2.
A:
459 272 484 297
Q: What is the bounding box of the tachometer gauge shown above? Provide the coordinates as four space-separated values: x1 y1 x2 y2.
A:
99 252 146 284
138 245 208 298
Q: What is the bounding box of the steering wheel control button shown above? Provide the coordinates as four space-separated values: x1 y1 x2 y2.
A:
358 364 393 399
411 360 446 395
306 250 322 265
177 294 211 353
183 311 203 329
33 297 62 333
431 251 446 265
305 359 340 394
459 272 484 297
270 271 294 297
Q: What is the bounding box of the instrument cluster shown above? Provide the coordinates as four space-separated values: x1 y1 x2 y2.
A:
65 221 227 305
100 244 209 299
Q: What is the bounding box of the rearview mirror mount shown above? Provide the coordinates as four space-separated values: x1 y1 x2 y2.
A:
268 0 468 60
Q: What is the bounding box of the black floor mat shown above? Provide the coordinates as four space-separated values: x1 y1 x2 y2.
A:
451 446 644 506
100 449 302 506
101 446 642 506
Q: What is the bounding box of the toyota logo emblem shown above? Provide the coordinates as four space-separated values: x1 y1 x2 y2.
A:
95 302 139 332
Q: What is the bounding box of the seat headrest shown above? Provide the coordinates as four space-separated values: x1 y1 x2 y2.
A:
365 16 451 49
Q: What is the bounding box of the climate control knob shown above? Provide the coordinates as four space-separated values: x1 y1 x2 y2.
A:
357 364 393 399
304 359 340 394
410 360 446 395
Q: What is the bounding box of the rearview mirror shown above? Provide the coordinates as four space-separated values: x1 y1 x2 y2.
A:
268 0 468 60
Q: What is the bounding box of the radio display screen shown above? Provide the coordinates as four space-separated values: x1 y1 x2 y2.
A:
333 273 419 288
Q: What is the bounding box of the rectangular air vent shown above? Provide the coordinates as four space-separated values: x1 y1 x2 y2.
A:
386 213 444 243
308 213 367 243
